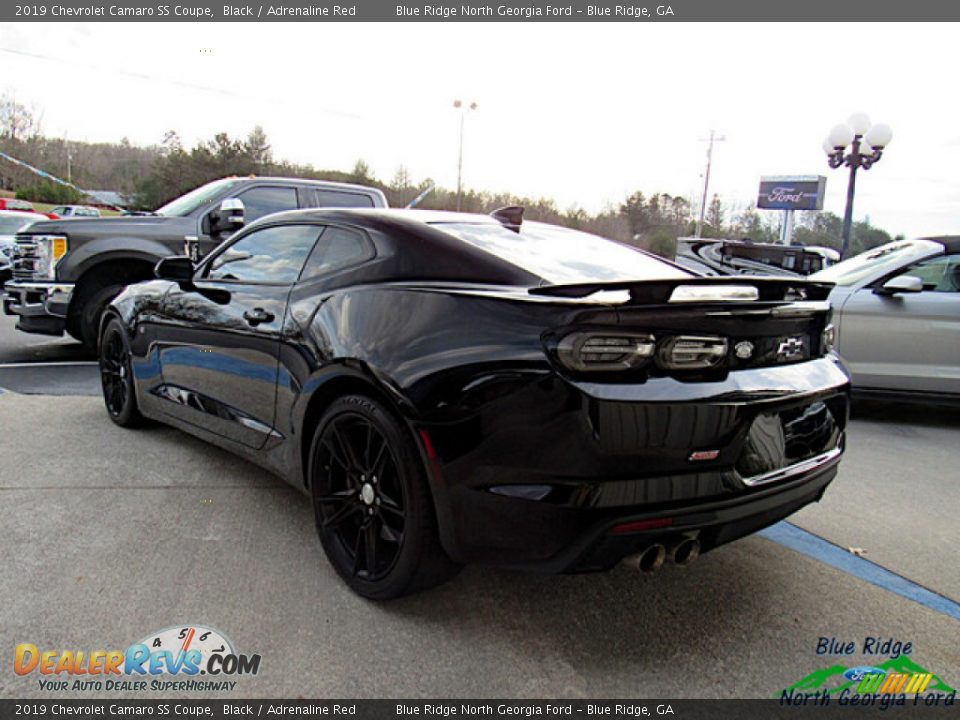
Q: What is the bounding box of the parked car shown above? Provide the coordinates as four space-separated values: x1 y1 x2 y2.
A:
0 210 47 287
100 207 849 600
811 237 960 403
676 237 840 277
3 176 387 349
0 198 35 213
48 205 102 218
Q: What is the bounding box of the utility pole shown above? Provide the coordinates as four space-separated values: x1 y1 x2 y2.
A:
695 130 725 238
453 100 477 212
64 132 73 184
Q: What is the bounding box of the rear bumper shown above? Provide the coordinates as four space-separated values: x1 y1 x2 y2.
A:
3 281 73 335
539 451 840 574
417 357 850 570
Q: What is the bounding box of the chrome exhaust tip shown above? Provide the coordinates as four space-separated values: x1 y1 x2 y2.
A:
668 537 700 567
623 544 667 574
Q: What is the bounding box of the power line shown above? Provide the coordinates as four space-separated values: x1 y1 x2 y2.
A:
0 46 363 121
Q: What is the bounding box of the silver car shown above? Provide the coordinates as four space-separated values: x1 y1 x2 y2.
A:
811 237 960 402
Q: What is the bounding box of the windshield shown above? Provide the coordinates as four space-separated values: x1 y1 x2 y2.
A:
155 178 245 217
436 221 692 285
811 239 942 287
0 215 38 234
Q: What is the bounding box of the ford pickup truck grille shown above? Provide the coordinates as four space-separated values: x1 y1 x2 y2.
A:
11 236 39 280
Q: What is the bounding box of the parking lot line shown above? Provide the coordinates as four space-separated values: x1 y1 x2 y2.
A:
760 521 960 621
0 361 99 367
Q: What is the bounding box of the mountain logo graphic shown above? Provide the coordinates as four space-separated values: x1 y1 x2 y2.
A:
781 656 956 697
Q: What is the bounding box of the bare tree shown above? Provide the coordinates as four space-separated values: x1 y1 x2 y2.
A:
0 93 42 141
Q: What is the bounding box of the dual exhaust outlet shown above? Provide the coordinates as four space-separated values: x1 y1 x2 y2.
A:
623 536 700 573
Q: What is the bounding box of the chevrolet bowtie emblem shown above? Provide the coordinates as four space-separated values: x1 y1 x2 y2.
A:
777 337 805 360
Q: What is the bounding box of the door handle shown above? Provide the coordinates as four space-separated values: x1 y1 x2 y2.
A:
243 308 275 326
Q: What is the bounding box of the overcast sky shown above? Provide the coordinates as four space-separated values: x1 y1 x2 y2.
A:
0 22 957 237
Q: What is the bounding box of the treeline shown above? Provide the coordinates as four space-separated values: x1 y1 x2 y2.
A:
0 93 899 258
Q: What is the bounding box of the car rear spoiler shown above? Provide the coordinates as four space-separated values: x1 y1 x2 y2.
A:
529 276 834 304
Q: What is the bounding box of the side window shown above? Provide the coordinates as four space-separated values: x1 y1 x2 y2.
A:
900 255 960 293
314 190 375 208
300 226 372 281
236 186 299 223
206 225 322 283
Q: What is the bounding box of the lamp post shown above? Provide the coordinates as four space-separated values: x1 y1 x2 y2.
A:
453 99 477 212
822 113 893 259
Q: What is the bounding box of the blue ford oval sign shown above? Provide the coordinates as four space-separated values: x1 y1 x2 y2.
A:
757 175 826 211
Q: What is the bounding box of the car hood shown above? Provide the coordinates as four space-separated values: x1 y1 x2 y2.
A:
19 215 193 238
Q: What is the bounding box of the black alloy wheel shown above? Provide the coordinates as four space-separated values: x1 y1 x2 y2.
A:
99 319 143 427
310 395 460 599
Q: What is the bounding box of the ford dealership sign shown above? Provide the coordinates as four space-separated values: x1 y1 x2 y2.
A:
757 175 826 211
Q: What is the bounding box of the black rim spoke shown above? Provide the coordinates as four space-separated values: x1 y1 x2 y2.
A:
322 501 362 530
315 488 356 505
364 521 378 575
363 423 374 470
332 421 362 470
379 515 403 544
379 493 404 518
314 411 408 582
320 440 351 474
351 530 364 576
370 438 389 479
101 331 130 416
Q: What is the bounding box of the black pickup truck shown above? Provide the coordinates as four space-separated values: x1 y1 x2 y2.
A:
3 176 387 349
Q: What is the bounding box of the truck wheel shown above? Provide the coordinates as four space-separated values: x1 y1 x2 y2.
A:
80 284 124 352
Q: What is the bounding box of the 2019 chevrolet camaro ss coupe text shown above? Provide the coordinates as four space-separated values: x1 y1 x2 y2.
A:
99 207 850 599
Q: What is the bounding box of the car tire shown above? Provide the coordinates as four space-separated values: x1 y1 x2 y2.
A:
99 318 144 428
82 284 128 352
309 394 460 600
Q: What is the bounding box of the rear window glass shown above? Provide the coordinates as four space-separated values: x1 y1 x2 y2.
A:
435 221 691 285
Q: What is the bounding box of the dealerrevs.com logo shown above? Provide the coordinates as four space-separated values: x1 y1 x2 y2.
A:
14 625 261 692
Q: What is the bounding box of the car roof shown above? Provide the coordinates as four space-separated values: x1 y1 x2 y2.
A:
235 207 542 287
223 176 388 193
921 236 960 254
246 207 502 232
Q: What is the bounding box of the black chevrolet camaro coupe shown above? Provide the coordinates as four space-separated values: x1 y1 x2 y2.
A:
100 207 849 599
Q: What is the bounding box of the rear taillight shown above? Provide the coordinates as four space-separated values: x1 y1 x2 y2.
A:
657 336 728 370
557 332 655 372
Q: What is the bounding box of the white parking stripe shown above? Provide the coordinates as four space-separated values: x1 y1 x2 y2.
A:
0 361 98 368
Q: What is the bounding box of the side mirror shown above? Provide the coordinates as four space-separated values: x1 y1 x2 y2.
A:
875 275 923 296
211 197 245 233
155 256 195 281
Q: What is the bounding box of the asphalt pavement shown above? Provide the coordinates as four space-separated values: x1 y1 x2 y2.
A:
1 313 958 699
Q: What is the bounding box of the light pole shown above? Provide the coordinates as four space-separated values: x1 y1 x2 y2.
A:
453 99 477 212
822 113 893 259
695 129 725 238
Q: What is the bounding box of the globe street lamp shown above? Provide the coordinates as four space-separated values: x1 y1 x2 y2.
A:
822 113 893 259
454 99 478 212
